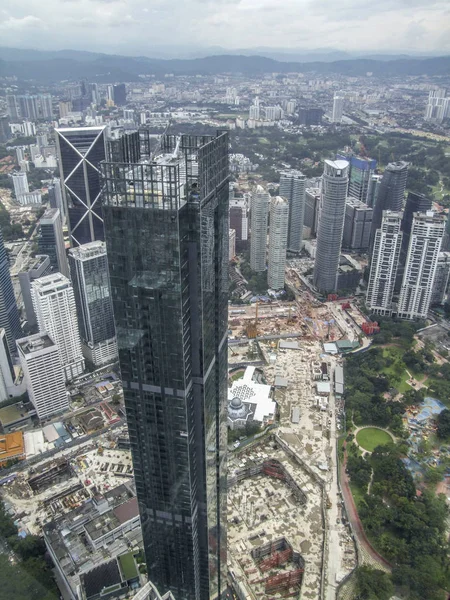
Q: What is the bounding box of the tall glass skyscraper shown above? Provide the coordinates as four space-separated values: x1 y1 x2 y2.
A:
313 160 349 293
102 132 229 600
0 228 22 354
68 241 117 367
279 170 306 254
55 126 107 246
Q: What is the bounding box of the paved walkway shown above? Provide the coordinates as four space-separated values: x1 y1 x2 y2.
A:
340 441 392 572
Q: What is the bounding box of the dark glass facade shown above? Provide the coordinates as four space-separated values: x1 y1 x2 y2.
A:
0 228 22 354
102 132 229 600
68 242 116 346
56 127 107 246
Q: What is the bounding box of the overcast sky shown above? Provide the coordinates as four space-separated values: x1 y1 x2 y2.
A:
0 0 449 56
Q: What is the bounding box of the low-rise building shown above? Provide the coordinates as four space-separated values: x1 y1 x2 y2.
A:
0 431 25 466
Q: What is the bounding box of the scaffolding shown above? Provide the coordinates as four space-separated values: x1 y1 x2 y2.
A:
265 569 304 594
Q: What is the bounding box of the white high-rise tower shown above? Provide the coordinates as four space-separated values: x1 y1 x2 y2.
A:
331 94 344 123
398 212 445 320
268 196 289 290
366 211 403 316
31 273 85 381
250 185 269 272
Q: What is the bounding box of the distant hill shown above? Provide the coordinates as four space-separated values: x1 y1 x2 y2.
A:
0 47 448 83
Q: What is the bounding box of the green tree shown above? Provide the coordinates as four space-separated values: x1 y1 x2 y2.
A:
436 409 450 439
354 566 393 600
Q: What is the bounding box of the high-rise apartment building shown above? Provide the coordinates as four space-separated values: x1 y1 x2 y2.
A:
366 211 403 316
68 242 117 367
18 255 52 330
313 160 349 293
304 188 321 236
0 228 22 354
279 170 306 253
55 126 107 245
371 161 409 247
342 198 373 251
397 212 445 320
38 94 53 119
268 196 289 290
17 333 68 420
229 197 248 252
431 252 450 305
31 273 85 381
102 133 229 599
424 90 450 123
11 172 29 198
6 95 19 120
331 95 344 123
250 185 269 272
38 208 69 278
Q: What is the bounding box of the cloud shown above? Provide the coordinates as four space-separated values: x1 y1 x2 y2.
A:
0 0 448 54
0 15 46 30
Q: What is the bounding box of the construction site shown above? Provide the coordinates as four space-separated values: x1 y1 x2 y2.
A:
228 288 362 599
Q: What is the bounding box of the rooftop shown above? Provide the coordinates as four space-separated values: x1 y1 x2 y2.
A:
68 241 106 261
0 432 25 463
17 333 56 355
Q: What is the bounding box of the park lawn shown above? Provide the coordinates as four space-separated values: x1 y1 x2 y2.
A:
230 371 244 382
258 137 270 145
381 347 412 392
356 428 393 452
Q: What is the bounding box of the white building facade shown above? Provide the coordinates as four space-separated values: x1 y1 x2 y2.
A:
17 334 68 420
331 95 344 123
31 273 85 381
250 185 269 272
268 196 289 290
366 211 403 316
397 212 445 319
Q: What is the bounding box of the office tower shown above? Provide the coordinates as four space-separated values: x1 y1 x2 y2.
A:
55 126 107 245
68 242 117 367
343 198 373 251
38 208 69 278
107 130 141 164
47 179 65 218
91 83 99 105
313 160 349 293
59 101 72 118
331 95 344 123
18 255 52 330
366 174 382 208
0 229 22 355
366 211 403 316
370 161 409 248
229 197 248 253
102 132 229 599
113 84 127 106
297 107 323 126
268 196 289 290
304 188 321 236
250 185 269 272
11 172 29 198
17 333 68 420
424 90 450 123
337 154 377 203
401 191 432 254
31 273 85 381
229 229 236 261
6 95 19 120
397 212 445 320
279 170 306 253
38 94 53 119
106 85 114 102
431 252 450 305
